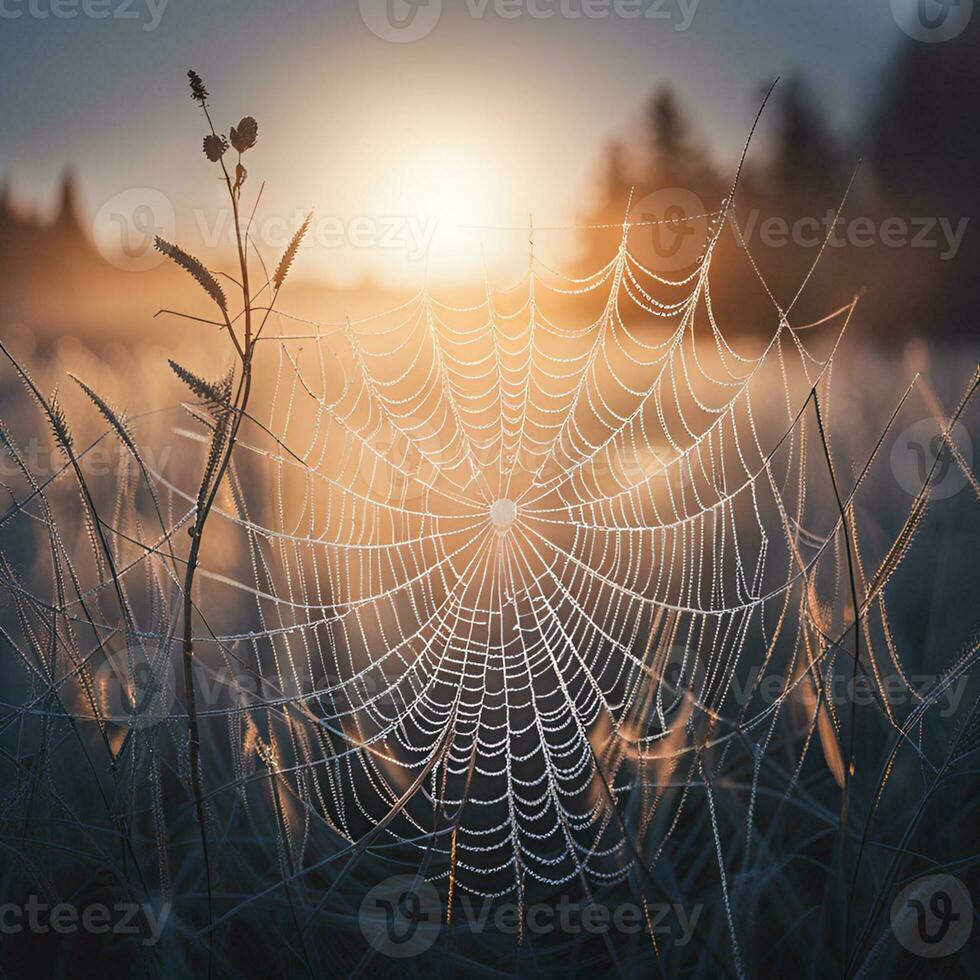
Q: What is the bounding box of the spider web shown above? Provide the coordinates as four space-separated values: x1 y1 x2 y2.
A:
2 137 978 974
166 184 858 913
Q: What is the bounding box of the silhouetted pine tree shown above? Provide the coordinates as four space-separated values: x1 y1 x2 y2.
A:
644 87 719 199
771 76 844 203
868 17 979 337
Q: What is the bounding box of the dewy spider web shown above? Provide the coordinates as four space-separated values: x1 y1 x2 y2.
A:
2 111 978 976
168 172 863 915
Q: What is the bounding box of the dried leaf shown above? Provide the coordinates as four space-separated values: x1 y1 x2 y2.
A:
154 238 227 312
70 375 133 447
273 213 312 292
48 387 74 457
169 360 234 418
230 116 258 153
197 411 230 515
187 69 208 104
203 134 228 162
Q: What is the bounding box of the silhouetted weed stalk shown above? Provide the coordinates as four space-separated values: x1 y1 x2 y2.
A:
151 69 310 971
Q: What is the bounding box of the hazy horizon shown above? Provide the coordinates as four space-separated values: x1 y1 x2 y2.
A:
0 0 907 287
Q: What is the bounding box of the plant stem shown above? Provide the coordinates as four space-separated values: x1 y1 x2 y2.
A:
181 98 256 976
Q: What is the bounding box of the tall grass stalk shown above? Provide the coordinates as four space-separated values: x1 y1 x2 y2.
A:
154 69 309 974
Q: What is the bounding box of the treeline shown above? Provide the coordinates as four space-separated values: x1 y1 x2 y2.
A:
580 20 979 341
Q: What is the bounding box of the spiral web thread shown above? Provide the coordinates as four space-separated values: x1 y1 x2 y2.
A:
2 157 979 971
237 196 853 888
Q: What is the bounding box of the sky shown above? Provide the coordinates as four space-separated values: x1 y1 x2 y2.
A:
0 0 911 286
